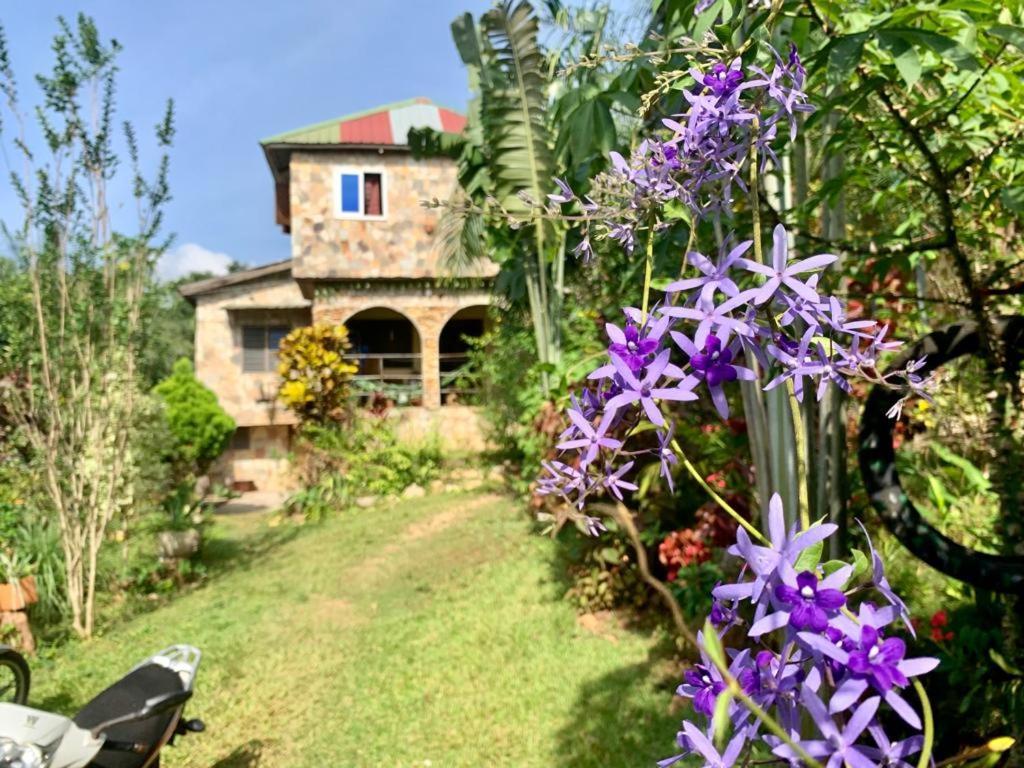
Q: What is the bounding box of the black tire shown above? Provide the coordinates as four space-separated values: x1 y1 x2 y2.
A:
0 646 30 705
858 316 1024 594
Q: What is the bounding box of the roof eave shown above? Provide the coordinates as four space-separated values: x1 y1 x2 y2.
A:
178 258 294 303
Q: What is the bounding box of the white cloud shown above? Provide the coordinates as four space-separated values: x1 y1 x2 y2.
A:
157 242 234 282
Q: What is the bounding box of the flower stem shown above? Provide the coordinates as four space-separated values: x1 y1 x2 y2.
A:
749 117 763 264
728 683 825 768
641 218 656 321
671 437 768 544
788 382 811 529
914 679 935 768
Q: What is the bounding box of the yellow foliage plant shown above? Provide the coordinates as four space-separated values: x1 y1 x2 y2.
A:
277 323 358 423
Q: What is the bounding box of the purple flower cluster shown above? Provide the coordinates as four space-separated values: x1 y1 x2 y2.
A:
551 46 811 260
660 497 937 768
536 224 929 515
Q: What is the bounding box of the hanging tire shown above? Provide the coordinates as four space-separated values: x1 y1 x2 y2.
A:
0 645 30 705
858 316 1024 595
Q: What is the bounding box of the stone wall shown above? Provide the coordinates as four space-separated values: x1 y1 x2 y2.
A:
392 405 490 453
288 150 497 280
210 424 295 492
312 282 491 408
193 273 309 427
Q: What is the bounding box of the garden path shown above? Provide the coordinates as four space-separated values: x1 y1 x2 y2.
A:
29 491 678 767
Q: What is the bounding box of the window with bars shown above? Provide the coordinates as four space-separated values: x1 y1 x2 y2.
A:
335 168 385 219
241 325 289 372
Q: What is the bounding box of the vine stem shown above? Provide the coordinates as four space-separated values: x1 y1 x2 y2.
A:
641 217 656 321
914 679 935 768
608 501 693 648
788 382 811 529
749 117 764 264
671 437 768 545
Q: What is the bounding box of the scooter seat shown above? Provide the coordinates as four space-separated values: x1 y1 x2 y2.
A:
73 663 185 768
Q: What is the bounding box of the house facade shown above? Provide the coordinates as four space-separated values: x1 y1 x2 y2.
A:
181 98 495 491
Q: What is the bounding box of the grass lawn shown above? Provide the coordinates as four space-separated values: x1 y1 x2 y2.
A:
28 491 681 767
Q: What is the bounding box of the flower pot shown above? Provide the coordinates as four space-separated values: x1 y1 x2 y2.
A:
157 528 202 560
0 576 38 612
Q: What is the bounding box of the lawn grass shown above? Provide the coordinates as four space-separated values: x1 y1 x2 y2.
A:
29 491 680 767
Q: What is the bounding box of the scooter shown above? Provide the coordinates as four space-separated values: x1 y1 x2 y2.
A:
0 644 204 768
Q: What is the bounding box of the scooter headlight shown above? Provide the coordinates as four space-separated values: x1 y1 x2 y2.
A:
0 737 48 768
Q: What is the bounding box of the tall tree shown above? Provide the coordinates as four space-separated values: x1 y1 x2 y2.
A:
0 15 174 637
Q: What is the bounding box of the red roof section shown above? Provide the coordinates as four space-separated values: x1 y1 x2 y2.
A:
339 111 394 144
439 108 467 133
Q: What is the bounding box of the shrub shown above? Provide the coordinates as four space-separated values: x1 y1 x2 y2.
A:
278 323 358 423
287 415 443 519
152 358 235 477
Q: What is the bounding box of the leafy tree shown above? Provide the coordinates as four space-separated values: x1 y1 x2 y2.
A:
0 15 175 637
412 0 628 393
153 358 236 477
277 324 358 424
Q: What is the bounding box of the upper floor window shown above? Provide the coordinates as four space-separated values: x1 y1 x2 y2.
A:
334 167 386 220
242 325 289 373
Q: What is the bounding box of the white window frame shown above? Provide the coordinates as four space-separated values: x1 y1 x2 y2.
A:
333 166 388 221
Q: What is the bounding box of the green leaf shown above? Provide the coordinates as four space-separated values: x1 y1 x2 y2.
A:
1001 186 1024 213
712 687 734 747
702 619 727 669
850 548 870 583
794 538 824 572
989 649 1024 677
828 33 868 84
988 24 1024 52
930 443 990 491
878 31 921 89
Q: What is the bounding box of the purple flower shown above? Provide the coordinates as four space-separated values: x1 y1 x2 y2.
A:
660 290 756 348
683 722 749 768
714 494 837 608
605 349 699 426
775 687 879 768
556 407 621 467
602 460 638 501
701 60 745 97
856 521 914 634
773 569 847 633
680 663 727 716
863 725 923 768
656 423 679 492
547 177 574 204
739 224 837 306
847 625 909 692
800 621 939 728
606 315 668 372
675 333 758 418
664 240 749 304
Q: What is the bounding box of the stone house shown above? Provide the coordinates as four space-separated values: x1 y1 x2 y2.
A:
181 98 495 491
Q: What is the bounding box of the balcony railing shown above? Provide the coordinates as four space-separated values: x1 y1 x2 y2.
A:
346 352 479 405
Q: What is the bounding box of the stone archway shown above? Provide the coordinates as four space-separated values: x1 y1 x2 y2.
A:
344 306 424 406
438 305 488 405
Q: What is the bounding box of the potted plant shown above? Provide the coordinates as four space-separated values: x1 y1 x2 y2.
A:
156 485 208 562
0 551 38 612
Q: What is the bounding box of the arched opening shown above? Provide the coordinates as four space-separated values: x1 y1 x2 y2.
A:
439 305 488 405
345 307 422 406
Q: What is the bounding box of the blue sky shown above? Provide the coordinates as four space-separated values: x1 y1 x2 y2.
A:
0 0 526 279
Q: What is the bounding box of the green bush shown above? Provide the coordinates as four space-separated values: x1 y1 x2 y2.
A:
287 415 443 519
152 358 235 476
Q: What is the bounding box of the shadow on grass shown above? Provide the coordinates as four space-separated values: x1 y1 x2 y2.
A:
552 655 682 768
209 739 266 767
201 523 300 576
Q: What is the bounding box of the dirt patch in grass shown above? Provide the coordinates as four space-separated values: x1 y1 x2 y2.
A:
400 493 502 542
